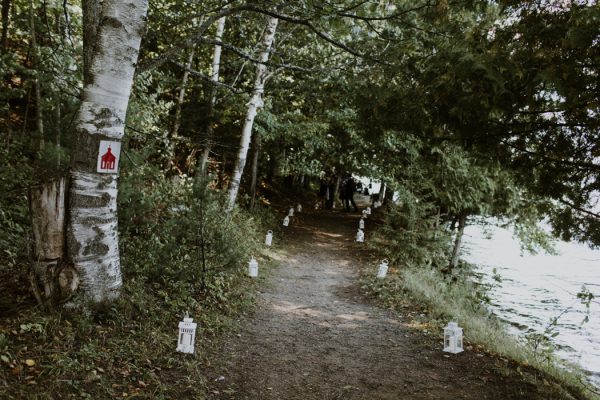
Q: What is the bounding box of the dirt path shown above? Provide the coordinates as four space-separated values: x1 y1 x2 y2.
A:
204 206 566 400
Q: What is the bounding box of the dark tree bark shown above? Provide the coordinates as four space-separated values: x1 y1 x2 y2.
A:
249 133 261 210
81 0 101 85
1 0 10 53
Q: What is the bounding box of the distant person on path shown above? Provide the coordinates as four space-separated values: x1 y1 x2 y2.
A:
342 173 359 212
325 168 337 210
318 170 328 210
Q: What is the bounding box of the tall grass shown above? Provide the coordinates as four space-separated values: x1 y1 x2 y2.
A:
362 262 598 400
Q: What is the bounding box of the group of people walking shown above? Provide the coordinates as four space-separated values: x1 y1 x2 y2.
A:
318 168 359 212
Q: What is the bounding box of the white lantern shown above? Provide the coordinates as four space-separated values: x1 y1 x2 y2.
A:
314 202 320 210
443 322 464 354
297 204 302 213
377 259 389 279
283 216 290 226
374 201 382 208
248 256 258 277
176 314 197 354
288 207 294 216
366 207 372 215
359 218 365 230
356 229 364 243
265 230 273 246
362 210 368 219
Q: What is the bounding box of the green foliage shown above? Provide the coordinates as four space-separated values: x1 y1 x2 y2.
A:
119 152 262 311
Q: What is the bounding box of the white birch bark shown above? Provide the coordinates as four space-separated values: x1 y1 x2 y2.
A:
67 0 148 303
226 17 278 211
200 17 226 173
171 48 195 140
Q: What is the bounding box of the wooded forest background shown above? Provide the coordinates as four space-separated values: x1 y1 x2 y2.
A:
0 0 597 333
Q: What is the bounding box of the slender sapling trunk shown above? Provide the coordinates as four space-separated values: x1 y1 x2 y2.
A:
226 17 278 211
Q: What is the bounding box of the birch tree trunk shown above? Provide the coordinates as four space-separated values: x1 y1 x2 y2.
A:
67 0 148 303
171 48 195 140
448 211 467 272
226 17 278 211
200 17 226 173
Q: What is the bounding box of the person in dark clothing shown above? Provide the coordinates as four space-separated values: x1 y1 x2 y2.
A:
326 170 337 209
342 174 359 212
318 171 328 210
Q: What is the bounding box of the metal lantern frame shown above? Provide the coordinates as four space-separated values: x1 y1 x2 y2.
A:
297 204 302 213
359 218 365 230
265 230 273 246
283 216 290 226
248 256 258 277
176 314 197 354
356 229 364 243
288 207 294 216
443 322 464 354
376 259 389 279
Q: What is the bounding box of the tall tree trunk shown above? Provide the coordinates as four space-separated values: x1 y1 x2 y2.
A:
267 151 277 183
1 0 10 53
249 133 261 210
28 0 43 149
200 16 226 173
448 211 467 272
171 48 195 140
67 0 148 303
81 0 101 85
226 17 278 211
168 47 195 170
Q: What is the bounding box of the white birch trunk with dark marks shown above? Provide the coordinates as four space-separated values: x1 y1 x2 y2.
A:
448 212 467 271
226 17 278 211
67 0 148 303
200 17 226 173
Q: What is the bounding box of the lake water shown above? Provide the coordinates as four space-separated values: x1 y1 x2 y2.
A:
463 224 600 387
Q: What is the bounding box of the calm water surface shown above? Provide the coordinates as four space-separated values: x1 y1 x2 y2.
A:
463 225 600 386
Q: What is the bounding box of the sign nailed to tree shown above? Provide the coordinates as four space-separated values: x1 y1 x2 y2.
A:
97 141 121 174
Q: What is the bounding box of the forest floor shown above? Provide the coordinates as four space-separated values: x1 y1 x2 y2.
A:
201 196 573 400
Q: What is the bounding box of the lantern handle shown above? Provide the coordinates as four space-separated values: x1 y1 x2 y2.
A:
381 259 389 264
267 230 273 234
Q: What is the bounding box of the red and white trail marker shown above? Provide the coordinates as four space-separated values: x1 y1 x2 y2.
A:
97 141 121 174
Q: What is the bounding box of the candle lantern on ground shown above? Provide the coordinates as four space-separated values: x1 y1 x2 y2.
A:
366 206 372 215
297 204 302 213
377 259 389 279
288 207 294 216
248 256 258 277
362 210 368 219
443 322 464 354
265 230 273 246
176 314 197 354
283 216 290 226
359 218 365 230
356 229 364 243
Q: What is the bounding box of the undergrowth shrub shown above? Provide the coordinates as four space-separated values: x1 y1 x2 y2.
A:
119 160 264 327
